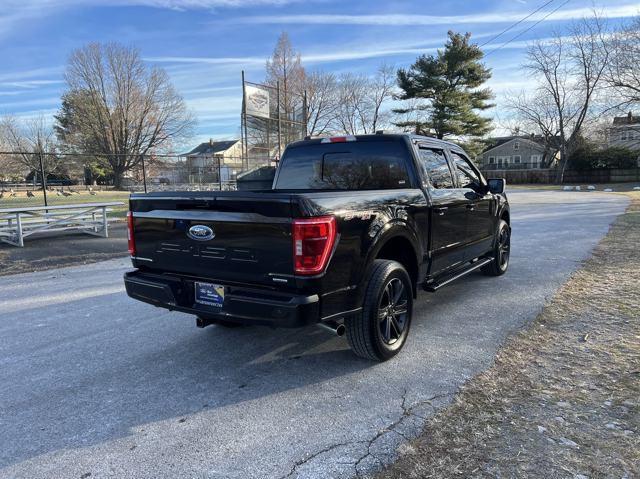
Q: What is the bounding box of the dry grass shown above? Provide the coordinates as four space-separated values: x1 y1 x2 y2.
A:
377 192 640 479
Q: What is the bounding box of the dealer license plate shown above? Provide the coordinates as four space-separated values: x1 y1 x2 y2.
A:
194 282 225 308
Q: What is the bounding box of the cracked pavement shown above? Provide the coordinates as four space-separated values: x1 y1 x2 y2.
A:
0 190 629 479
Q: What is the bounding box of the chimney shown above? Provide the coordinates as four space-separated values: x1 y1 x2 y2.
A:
209 138 213 146
628 111 633 122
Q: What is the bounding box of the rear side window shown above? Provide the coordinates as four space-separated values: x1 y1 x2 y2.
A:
274 141 410 190
418 148 454 189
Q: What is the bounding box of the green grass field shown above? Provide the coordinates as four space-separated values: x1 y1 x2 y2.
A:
0 190 131 219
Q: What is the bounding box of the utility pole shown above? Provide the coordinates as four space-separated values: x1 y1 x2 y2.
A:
140 154 148 193
303 90 309 137
241 70 249 170
38 152 48 207
276 80 282 158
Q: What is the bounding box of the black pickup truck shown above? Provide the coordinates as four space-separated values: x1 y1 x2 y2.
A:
124 133 510 361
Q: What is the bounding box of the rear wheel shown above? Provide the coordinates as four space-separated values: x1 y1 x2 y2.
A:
482 219 510 276
346 260 413 361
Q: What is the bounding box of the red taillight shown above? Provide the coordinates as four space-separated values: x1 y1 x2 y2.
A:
127 211 136 256
292 216 337 275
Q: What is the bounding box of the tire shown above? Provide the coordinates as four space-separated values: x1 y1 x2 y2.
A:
346 260 413 361
482 219 510 276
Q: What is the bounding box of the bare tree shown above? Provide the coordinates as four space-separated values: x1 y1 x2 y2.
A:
334 65 396 135
265 33 306 124
0 115 62 184
56 42 195 188
369 64 396 132
604 17 640 149
506 91 561 167
335 73 370 135
606 17 640 109
305 71 339 136
525 14 609 182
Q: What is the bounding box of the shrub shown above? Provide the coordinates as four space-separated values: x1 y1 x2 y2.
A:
569 145 638 170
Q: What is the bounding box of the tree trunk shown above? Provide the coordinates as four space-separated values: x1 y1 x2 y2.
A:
112 167 125 189
555 146 568 184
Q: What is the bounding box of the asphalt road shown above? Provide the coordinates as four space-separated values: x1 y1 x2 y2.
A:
0 224 127 277
0 190 629 479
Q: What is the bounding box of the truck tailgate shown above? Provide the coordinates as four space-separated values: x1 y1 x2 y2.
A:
130 193 294 286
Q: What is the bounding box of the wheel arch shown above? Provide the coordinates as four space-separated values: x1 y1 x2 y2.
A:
499 204 510 225
368 231 420 298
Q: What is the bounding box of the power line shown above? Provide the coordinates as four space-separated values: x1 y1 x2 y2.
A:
485 0 571 57
480 0 557 47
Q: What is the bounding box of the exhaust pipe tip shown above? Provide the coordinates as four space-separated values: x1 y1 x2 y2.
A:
318 321 346 337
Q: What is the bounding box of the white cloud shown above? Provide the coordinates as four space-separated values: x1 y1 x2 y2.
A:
114 0 300 7
0 80 65 89
0 96 61 109
1 108 59 122
145 55 265 65
0 66 63 83
146 34 534 69
231 5 640 26
0 0 303 39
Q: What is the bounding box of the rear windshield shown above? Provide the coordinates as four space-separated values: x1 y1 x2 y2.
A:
273 140 411 190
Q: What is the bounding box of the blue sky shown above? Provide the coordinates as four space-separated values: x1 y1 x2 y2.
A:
1 0 638 148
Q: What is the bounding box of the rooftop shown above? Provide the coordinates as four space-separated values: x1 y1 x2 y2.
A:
481 135 550 154
612 113 640 126
181 139 239 156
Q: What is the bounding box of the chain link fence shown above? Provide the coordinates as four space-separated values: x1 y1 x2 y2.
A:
0 151 277 210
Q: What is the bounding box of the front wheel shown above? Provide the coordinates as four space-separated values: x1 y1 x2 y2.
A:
482 219 510 276
346 260 413 361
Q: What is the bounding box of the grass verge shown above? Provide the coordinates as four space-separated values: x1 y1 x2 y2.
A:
376 192 640 478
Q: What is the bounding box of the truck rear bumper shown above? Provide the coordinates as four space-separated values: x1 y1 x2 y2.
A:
124 270 320 328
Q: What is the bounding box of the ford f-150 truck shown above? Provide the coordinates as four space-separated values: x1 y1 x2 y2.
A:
124 133 510 361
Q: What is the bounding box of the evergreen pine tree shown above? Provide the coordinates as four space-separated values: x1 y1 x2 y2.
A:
395 31 494 139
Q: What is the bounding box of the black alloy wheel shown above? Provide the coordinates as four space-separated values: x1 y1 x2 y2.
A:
346 259 414 361
482 219 510 276
377 278 409 346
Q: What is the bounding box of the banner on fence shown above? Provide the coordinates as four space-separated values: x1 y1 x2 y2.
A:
244 84 270 119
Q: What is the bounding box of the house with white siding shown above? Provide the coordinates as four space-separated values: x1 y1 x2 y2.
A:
478 136 558 170
181 139 243 183
608 113 640 151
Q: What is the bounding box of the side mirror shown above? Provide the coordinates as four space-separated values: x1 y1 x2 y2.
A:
487 178 506 194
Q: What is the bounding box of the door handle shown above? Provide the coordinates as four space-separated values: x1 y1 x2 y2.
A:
466 203 476 211
434 207 448 216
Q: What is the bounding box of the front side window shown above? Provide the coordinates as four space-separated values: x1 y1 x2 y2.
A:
514 155 522 163
418 148 454 189
451 151 481 189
